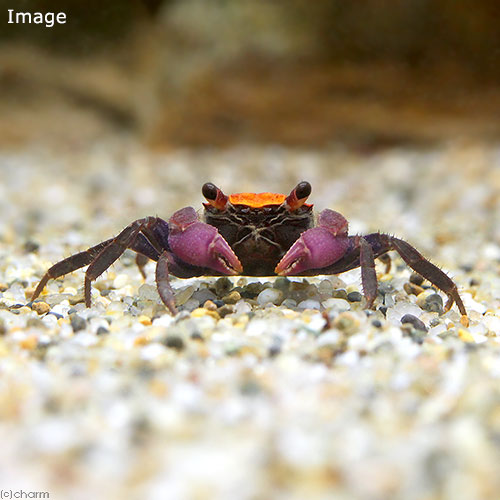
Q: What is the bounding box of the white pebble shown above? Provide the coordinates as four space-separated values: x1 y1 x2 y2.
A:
113 274 129 288
386 301 423 324
234 300 252 314
174 285 195 306
462 293 487 314
322 298 350 313
138 284 161 302
297 299 321 310
257 288 283 305
317 331 341 347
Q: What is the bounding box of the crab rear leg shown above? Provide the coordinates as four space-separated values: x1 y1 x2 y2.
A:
30 217 165 307
29 237 114 304
390 237 466 316
329 234 466 315
84 217 161 306
359 236 378 308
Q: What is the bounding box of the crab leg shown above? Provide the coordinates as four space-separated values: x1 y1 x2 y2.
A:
359 236 377 309
29 237 114 304
156 251 178 315
283 230 466 316
390 237 466 316
30 217 166 307
84 217 157 306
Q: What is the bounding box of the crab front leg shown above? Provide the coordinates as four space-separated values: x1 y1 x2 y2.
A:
154 207 243 314
275 208 351 276
275 209 380 307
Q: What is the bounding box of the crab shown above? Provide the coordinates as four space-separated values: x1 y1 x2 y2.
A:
30 181 467 317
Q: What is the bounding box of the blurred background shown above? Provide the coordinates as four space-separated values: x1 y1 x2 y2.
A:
1 0 500 150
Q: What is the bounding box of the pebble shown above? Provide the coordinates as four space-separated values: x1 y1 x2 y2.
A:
409 273 424 286
19 335 38 350
347 291 363 302
215 277 232 296
400 314 427 332
174 286 195 306
297 299 321 310
69 314 87 332
322 298 350 313
257 288 283 305
203 300 218 311
404 282 425 296
163 335 185 351
422 293 444 314
218 304 235 317
234 300 252 314
378 282 394 295
138 284 161 302
96 326 109 335
32 301 50 315
333 312 360 334
241 282 267 298
274 277 291 291
138 315 152 326
113 274 129 289
386 301 422 324
331 289 348 300
281 298 297 309
191 308 219 320
222 291 241 304
318 279 333 294
193 288 217 304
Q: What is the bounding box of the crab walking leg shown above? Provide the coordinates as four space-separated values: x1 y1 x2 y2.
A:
378 253 392 273
155 251 178 315
135 254 150 279
390 237 467 316
84 217 158 306
324 234 466 315
29 237 114 303
129 233 163 279
358 236 377 309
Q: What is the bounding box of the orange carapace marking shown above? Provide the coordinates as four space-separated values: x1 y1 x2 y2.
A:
229 192 287 208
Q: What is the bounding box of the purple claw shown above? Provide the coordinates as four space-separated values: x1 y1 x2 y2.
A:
168 208 242 275
275 227 349 275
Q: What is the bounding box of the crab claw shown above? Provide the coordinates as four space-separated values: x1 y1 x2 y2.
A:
275 227 349 275
169 208 242 275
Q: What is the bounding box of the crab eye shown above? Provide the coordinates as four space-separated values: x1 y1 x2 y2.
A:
285 181 311 210
202 182 228 210
202 182 219 201
295 181 311 200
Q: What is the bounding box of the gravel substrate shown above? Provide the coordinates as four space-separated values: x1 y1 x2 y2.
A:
1 141 500 500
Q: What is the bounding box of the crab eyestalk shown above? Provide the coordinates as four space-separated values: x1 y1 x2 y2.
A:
202 182 229 210
285 181 312 211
